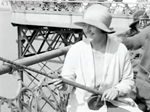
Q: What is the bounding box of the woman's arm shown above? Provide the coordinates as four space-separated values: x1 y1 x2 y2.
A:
114 45 135 96
60 45 79 94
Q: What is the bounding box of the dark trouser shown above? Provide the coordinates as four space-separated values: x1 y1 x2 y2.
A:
136 77 150 111
107 102 130 112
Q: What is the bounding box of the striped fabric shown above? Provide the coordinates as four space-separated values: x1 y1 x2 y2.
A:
136 77 150 111
107 102 130 112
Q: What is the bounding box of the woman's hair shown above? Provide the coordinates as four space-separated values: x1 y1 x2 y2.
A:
101 30 107 34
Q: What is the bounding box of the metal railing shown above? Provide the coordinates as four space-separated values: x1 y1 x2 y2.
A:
8 0 150 18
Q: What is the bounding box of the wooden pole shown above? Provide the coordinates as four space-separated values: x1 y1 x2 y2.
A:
0 56 133 106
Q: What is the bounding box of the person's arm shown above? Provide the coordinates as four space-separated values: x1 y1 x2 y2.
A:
117 30 129 37
114 45 135 96
117 28 138 38
117 25 150 50
60 45 79 94
139 36 150 75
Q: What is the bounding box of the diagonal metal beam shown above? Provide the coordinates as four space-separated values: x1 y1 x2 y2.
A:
22 29 39 57
38 30 50 53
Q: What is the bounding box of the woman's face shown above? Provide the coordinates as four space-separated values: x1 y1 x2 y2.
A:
81 23 104 41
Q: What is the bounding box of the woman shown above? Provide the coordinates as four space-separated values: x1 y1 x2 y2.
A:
52 4 142 112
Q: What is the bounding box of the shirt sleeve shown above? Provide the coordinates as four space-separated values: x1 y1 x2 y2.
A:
115 45 135 96
60 45 79 94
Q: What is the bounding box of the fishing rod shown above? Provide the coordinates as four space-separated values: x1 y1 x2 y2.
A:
0 56 133 106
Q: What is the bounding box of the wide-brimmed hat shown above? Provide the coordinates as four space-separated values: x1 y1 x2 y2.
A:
129 10 149 28
74 4 115 34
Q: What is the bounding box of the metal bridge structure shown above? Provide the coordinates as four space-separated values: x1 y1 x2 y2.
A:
0 0 150 112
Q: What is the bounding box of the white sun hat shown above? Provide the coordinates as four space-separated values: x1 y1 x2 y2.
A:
74 4 115 34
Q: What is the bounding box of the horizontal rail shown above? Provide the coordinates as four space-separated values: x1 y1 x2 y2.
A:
0 46 70 75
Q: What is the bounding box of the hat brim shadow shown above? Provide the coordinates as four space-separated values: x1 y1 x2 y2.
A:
74 19 115 34
129 20 139 28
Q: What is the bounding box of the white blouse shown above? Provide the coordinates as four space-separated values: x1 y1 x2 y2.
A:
92 48 105 89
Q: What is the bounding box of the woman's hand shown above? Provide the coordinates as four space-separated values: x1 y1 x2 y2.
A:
51 78 67 91
101 87 119 101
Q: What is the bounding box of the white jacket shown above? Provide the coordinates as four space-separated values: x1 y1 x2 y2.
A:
61 37 142 112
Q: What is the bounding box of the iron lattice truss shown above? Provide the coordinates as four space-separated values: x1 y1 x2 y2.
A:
16 25 83 57
0 25 83 112
9 0 150 17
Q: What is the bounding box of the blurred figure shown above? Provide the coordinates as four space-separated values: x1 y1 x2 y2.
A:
117 10 149 76
118 10 150 38
117 24 150 112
